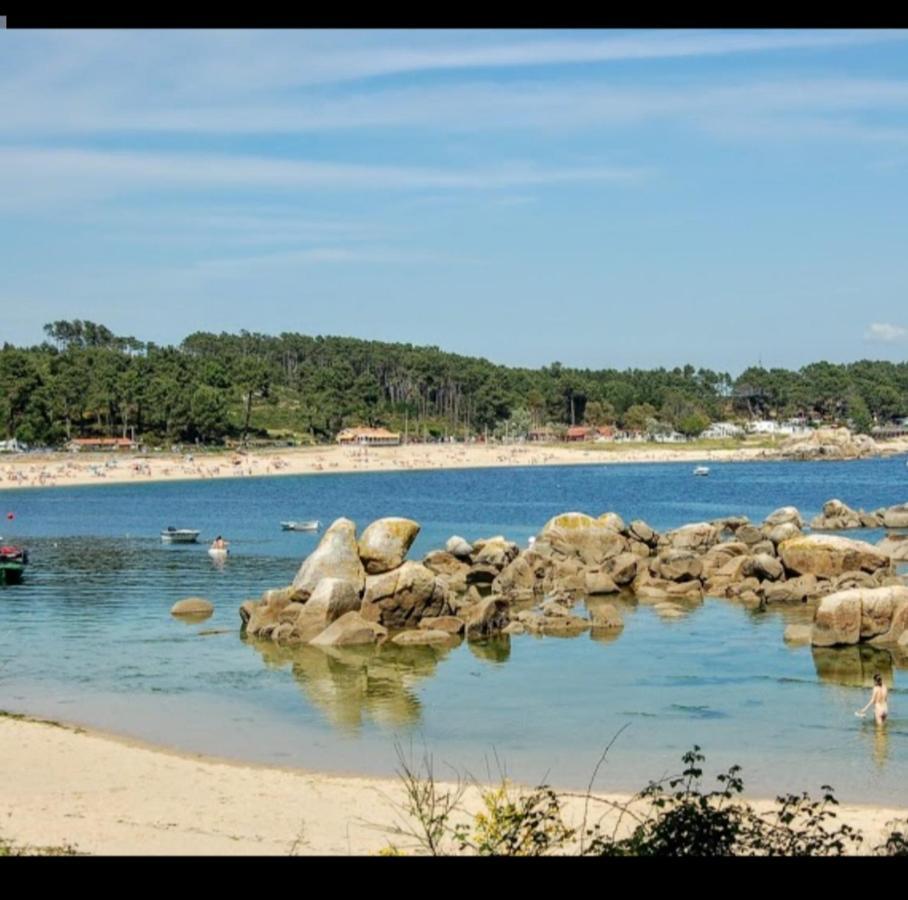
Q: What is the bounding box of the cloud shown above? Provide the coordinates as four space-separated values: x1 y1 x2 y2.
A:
0 145 649 213
865 322 908 343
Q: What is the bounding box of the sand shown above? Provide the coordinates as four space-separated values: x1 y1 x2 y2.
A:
1 714 905 856
0 441 803 493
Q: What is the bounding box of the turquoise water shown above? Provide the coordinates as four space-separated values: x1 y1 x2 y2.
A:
1 456 908 803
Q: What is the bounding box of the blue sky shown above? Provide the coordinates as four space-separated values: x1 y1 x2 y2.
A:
2 28 908 374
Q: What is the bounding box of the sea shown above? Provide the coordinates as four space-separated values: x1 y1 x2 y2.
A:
2 455 908 804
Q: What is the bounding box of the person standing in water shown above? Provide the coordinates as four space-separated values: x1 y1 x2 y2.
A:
857 674 889 725
211 535 227 551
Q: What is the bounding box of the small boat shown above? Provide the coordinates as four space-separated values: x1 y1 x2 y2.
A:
281 520 320 532
693 466 710 476
161 527 201 543
208 547 229 558
0 545 28 585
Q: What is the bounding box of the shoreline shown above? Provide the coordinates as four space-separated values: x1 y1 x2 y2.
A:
2 711 906 856
2 440 907 493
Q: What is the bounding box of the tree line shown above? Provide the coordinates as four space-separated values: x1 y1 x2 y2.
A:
0 320 906 445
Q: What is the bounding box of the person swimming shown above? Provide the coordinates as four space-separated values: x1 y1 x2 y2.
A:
857 673 889 725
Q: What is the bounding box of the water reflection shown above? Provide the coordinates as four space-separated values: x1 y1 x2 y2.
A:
468 637 510 663
811 644 894 688
243 636 459 732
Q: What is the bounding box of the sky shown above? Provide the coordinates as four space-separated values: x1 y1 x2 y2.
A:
2 28 908 374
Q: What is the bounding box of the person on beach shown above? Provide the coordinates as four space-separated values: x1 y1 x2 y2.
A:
857 674 889 725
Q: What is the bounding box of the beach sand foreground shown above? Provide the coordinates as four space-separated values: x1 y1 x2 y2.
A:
1 715 905 856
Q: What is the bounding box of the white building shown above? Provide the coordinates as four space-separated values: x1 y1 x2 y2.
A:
701 422 744 439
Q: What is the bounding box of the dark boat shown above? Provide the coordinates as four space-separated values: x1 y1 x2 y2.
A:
0 545 28 585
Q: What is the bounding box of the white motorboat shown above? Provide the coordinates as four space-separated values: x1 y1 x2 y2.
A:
281 520 320 532
693 466 710 476
161 527 201 543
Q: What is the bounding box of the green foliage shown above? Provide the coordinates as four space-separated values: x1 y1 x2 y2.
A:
387 744 894 857
2 321 907 446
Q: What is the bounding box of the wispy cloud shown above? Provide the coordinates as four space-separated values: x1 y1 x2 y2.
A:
0 145 649 213
865 322 908 343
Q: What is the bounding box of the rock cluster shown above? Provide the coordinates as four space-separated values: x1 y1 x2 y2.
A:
239 498 905 650
809 498 883 530
779 427 878 461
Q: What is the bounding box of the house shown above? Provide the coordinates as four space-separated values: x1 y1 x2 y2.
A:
336 427 401 446
565 426 593 442
700 422 743 439
67 437 137 452
528 428 558 442
593 426 616 441
747 420 782 435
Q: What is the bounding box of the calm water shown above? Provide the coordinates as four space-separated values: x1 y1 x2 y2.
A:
2 456 908 803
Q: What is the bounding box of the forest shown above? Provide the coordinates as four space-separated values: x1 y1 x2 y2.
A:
0 320 906 446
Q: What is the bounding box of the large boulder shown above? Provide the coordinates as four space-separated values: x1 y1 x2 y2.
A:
809 499 863 531
667 522 719 553
764 507 804 529
597 512 627 532
811 592 863 646
878 533 908 561
292 518 366 600
779 534 891 579
542 518 627 567
445 535 474 559
606 552 639 585
392 629 456 646
472 536 520 570
652 549 703 582
628 520 658 547
882 503 908 529
357 517 420 574
465 596 510 640
171 597 214 617
766 522 802 546
584 569 620 595
588 602 623 629
292 577 363 641
781 428 879 461
812 586 908 647
493 553 542 597
360 561 449 630
310 611 388 647
423 550 471 593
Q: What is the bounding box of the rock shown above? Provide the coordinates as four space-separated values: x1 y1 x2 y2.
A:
357 517 421 574
392 629 456 646
809 499 863 531
767 522 802 546
878 533 908 561
541 512 597 533
751 553 784 582
762 574 819 604
652 550 703 582
667 522 719 553
466 564 500 585
419 616 465 635
781 428 879 461
239 600 256 625
736 525 764 546
304 577 362 622
812 592 863 646
504 622 526 636
423 550 471 592
701 543 748 578
270 622 295 643
764 506 804 528
589 602 623 629
473 537 520 570
310 611 388 647
665 581 704 603
750 540 777 557
516 610 545 633
867 588 908 644
171 597 214 617
360 562 449 629
597 512 627 532
291 518 366 600
262 586 297 610
544 523 627 568
654 603 686 619
607 552 639 585
628 520 657 546
860 513 883 528
279 602 306 623
465 596 510 640
783 624 813 645
446 535 474 559
635 583 671 603
779 534 891 579
628 540 653 558
493 554 540 596
584 569 620 595
541 615 591 636
882 503 908 529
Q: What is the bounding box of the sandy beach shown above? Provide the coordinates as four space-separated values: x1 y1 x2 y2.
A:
1 713 904 856
0 441 812 493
